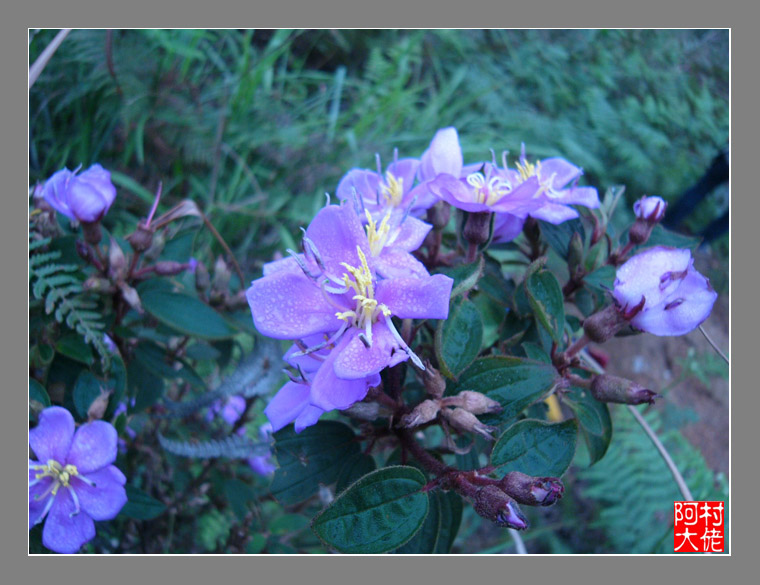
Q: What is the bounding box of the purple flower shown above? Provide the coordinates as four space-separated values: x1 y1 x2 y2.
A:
29 407 127 554
337 155 422 216
633 195 667 223
42 164 117 224
247 204 453 431
613 246 718 336
207 395 247 426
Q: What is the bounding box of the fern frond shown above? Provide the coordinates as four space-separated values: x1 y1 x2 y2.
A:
158 432 271 459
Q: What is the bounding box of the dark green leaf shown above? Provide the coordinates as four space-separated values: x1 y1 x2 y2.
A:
102 354 127 421
160 229 197 263
583 265 616 292
435 257 484 298
525 270 565 343
140 289 236 340
539 219 585 260
394 486 442 554
522 342 551 363
472 291 506 349
435 297 483 379
271 421 361 505
563 385 613 465
635 224 701 251
224 479 256 519
456 357 558 425
29 378 51 409
336 453 377 493
491 419 578 477
128 358 165 412
55 333 94 365
247 534 267 554
312 466 429 554
120 485 166 520
270 514 310 535
73 371 103 419
434 491 463 553
478 255 514 305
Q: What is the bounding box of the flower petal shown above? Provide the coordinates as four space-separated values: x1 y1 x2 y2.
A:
42 489 96 554
265 381 313 432
376 274 453 320
403 182 443 213
42 169 76 220
73 466 127 521
419 127 463 181
247 271 339 339
337 169 381 206
262 255 305 276
613 247 692 309
310 332 382 408
294 405 326 432
387 159 420 195
30 406 75 464
331 324 403 382
67 420 118 474
388 215 432 252
29 463 54 528
552 186 600 208
539 158 582 189
528 202 579 224
304 204 372 278
492 213 525 243
375 249 430 280
428 175 488 212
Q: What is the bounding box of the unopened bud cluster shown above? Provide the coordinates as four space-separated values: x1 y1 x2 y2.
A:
473 485 529 530
590 374 659 405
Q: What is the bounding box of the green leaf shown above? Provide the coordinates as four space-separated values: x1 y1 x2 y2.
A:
128 358 165 412
55 333 94 366
435 257 484 298
158 433 270 459
434 491 463 553
525 270 565 343
270 514 310 535
394 486 442 554
456 357 558 425
472 291 506 349
270 421 361 505
539 219 585 260
635 224 701 251
491 419 578 477
29 378 51 416
120 485 166 520
563 385 613 465
522 342 551 363
583 265 616 292
140 289 236 340
312 466 429 554
72 371 103 419
336 453 377 494
435 297 483 379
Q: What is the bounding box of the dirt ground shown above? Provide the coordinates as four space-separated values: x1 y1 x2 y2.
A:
602 247 730 477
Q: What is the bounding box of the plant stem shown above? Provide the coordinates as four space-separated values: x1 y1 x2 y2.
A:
29 29 72 89
698 324 729 364
509 528 528 554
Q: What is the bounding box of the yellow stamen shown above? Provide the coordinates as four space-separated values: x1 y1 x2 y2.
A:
380 172 404 207
365 209 393 257
32 460 79 496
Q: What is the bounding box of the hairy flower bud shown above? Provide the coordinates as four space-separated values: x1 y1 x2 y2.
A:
447 390 502 415
583 303 636 344
427 200 451 230
421 360 446 399
567 231 584 276
108 237 127 281
399 399 440 428
590 374 659 405
473 485 529 530
118 282 143 314
153 261 190 276
442 407 496 440
195 259 211 292
126 222 154 253
463 211 492 248
499 471 564 507
82 276 116 294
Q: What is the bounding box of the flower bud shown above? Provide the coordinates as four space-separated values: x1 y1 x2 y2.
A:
345 401 390 421
442 407 496 440
399 399 440 428
499 471 564 507
447 390 502 415
108 237 127 281
75 239 93 263
463 211 492 248
126 222 154 253
87 388 112 421
118 282 143 314
421 360 446 399
80 221 103 246
583 304 634 344
590 374 659 405
153 261 190 276
427 200 451 230
83 276 116 294
567 231 584 276
633 195 667 223
195 260 211 292
473 485 529 530
212 256 232 294
41 164 117 224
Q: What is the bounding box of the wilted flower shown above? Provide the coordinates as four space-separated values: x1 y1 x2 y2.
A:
41 164 117 224
247 204 453 431
613 246 718 336
29 407 127 554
